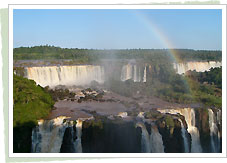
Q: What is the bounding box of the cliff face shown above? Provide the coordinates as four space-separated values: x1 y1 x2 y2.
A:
81 119 142 153
26 65 105 87
16 61 221 88
173 61 222 74
155 116 188 153
31 108 222 153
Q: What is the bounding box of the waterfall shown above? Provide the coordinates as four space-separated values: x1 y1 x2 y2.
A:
216 109 221 152
118 112 128 118
216 109 222 125
143 66 147 82
24 61 220 87
150 125 165 153
31 117 84 153
136 122 151 153
31 116 71 153
189 109 203 153
208 109 220 153
178 119 190 153
136 122 164 153
31 126 41 153
121 64 133 81
173 61 222 74
74 119 83 153
26 65 105 87
133 65 138 82
121 64 144 82
157 108 202 153
137 112 145 119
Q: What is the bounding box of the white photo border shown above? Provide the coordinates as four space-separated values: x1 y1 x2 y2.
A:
8 4 227 158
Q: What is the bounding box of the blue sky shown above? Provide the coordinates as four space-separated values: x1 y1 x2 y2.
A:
13 9 222 50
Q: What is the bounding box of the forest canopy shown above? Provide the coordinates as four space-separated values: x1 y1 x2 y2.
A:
13 74 54 152
13 45 222 62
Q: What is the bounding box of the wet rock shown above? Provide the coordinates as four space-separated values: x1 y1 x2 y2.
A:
81 119 141 153
156 116 185 153
60 127 75 153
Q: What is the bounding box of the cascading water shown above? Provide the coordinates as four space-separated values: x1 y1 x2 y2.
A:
26 65 105 87
157 108 202 153
31 116 71 153
136 122 151 153
137 112 145 119
150 125 165 153
26 64 148 88
74 119 83 153
216 109 222 125
173 61 222 74
31 117 84 153
208 109 220 153
133 65 140 82
178 118 190 153
24 61 221 87
117 112 128 118
121 64 133 81
189 109 203 153
136 122 164 153
143 66 147 82
121 64 146 82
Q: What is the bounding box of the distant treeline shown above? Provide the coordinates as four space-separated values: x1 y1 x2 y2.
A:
13 45 222 62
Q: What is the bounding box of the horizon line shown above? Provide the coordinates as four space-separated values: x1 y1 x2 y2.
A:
13 45 222 51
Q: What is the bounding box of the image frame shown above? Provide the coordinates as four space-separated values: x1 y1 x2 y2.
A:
8 4 227 158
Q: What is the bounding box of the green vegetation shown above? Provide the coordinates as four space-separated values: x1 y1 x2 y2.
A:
13 74 54 152
144 111 163 120
186 67 222 89
14 45 221 63
164 115 175 128
105 63 222 108
187 77 221 108
83 119 104 129
104 79 137 97
13 74 54 126
147 74 221 108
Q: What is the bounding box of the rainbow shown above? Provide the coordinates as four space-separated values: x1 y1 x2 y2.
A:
133 10 182 63
133 10 191 94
